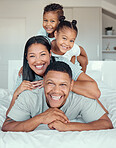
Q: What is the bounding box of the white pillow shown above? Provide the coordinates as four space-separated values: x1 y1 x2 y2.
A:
0 88 9 98
0 90 12 128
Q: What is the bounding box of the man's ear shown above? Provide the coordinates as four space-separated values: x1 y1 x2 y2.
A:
70 79 74 91
54 31 57 39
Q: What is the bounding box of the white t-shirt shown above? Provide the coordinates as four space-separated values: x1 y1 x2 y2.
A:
37 27 80 60
51 52 82 71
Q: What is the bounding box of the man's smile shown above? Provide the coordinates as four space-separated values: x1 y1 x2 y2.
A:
51 95 62 101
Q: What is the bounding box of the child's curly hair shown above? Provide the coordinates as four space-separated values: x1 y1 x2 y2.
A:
43 3 64 20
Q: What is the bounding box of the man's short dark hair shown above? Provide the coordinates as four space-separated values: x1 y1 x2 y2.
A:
44 61 72 79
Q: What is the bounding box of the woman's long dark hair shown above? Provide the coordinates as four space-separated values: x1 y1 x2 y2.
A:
23 35 51 81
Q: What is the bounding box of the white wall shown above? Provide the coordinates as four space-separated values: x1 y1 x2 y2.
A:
50 0 101 7
64 7 102 60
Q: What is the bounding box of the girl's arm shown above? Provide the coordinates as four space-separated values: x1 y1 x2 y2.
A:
77 46 88 73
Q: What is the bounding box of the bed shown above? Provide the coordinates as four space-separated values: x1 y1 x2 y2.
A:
0 60 116 148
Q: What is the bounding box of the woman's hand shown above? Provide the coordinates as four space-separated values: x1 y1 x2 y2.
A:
15 80 34 97
6 80 34 116
6 80 43 116
31 80 43 89
16 80 43 96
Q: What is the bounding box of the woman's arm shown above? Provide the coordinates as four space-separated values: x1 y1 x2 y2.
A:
6 80 34 116
55 55 99 99
70 47 108 112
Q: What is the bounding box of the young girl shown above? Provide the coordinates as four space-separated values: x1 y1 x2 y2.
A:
51 18 88 72
37 3 88 72
38 3 64 42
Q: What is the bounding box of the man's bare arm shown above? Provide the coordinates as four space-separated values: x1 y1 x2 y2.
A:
48 114 113 132
2 116 42 132
2 108 69 132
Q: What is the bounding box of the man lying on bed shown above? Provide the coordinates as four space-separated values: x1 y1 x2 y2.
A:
2 61 113 132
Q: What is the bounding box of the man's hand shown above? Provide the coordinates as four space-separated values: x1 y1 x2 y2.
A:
40 108 69 125
48 120 68 132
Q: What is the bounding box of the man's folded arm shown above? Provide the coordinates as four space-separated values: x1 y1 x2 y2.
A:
2 115 43 132
65 113 113 131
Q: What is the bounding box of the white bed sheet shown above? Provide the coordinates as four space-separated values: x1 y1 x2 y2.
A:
0 80 116 148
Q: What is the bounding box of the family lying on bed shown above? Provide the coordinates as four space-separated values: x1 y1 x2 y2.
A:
2 3 113 132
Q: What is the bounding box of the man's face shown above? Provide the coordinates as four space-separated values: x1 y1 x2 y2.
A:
43 71 73 108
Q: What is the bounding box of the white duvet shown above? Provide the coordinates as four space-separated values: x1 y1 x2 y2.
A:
0 81 116 148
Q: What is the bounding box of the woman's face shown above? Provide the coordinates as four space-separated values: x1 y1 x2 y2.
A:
27 43 51 76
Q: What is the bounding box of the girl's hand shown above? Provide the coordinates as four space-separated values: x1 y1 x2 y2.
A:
70 56 76 64
18 66 23 77
31 80 43 89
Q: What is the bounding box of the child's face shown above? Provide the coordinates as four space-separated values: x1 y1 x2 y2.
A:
55 28 77 54
43 11 59 35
